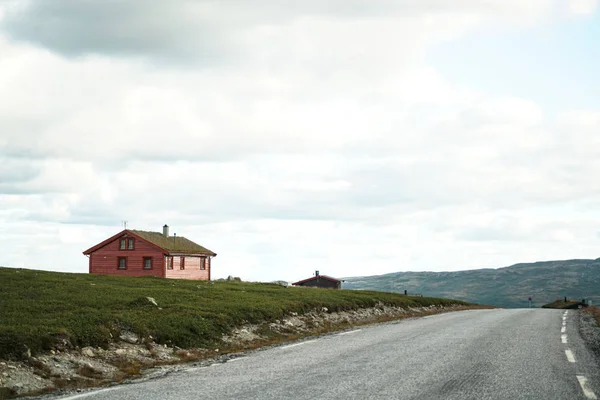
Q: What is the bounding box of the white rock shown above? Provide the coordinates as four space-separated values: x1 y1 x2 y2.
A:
119 331 139 344
81 347 95 357
146 297 158 306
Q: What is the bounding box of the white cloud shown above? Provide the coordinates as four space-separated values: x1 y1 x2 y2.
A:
568 0 598 15
0 0 563 61
1 1 599 280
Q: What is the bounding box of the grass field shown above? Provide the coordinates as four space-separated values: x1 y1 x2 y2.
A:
0 267 469 360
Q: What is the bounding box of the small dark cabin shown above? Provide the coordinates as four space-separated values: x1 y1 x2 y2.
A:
292 271 343 289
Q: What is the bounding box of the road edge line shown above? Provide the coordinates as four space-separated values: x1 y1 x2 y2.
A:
577 375 598 399
565 349 576 363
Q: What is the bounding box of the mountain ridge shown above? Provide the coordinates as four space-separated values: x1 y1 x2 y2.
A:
343 258 600 308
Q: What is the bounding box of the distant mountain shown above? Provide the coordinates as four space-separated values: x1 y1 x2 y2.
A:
342 259 600 308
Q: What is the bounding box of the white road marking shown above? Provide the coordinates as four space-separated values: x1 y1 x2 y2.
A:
185 367 206 373
561 314 589 397
337 329 362 336
565 311 569 315
565 349 576 363
58 387 121 400
280 340 316 350
577 376 598 399
227 357 245 363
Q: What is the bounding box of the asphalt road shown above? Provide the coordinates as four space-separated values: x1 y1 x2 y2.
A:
54 309 600 400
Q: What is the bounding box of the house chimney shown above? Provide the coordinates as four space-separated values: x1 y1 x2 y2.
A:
315 270 319 277
163 224 169 237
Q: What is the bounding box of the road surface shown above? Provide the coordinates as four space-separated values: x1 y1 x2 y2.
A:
51 309 600 400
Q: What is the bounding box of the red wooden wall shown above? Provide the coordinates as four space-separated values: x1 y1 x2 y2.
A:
89 233 166 278
165 256 210 280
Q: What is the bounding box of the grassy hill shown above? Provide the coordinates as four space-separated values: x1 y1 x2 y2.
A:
343 259 600 308
0 267 467 360
541 299 585 309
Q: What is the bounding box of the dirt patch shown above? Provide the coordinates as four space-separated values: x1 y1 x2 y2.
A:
0 361 53 398
0 343 182 398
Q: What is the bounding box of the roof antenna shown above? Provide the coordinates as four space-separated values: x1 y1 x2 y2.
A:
122 220 128 229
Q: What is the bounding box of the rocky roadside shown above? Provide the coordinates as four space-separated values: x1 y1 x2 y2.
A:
579 307 600 359
0 303 479 399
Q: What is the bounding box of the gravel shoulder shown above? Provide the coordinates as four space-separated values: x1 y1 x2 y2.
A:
578 308 600 358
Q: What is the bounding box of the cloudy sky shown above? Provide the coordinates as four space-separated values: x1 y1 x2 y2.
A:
1 0 600 282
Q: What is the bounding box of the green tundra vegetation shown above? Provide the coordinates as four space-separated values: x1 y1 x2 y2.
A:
343 259 600 308
0 267 468 360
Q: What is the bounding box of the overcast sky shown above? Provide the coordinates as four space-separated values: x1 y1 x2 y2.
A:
1 0 600 282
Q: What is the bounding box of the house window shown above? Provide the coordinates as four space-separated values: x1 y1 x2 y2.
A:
200 257 206 270
127 238 134 250
180 256 185 270
143 257 152 270
120 239 126 250
167 257 173 270
118 257 127 270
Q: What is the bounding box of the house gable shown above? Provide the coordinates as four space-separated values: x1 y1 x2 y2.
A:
82 230 167 255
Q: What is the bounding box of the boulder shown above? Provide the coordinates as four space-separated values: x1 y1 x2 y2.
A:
119 331 139 344
146 297 158 307
81 347 95 358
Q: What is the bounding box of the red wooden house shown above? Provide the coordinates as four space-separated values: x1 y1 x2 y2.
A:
292 271 343 289
83 225 216 280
